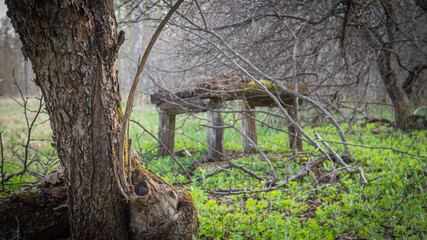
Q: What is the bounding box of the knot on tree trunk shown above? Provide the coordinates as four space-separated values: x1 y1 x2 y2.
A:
124 152 199 239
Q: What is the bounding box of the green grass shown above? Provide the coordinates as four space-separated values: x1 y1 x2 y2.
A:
190 129 426 239
149 125 425 239
0 98 56 190
1 99 426 239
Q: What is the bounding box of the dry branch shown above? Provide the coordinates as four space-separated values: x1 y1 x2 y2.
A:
314 132 368 186
118 0 184 198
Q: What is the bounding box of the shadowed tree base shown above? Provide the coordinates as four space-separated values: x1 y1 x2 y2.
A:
0 153 199 240
0 189 69 240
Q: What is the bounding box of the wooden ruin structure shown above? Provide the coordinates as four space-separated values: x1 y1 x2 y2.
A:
150 74 309 161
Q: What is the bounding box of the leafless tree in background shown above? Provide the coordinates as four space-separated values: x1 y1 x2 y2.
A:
0 17 38 97
119 0 426 130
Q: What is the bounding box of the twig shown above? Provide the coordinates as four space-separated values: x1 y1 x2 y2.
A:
184 150 201 170
231 125 277 182
271 3 306 154
315 131 368 186
382 174 426 225
12 74 45 178
130 119 192 180
208 187 282 196
0 131 4 191
2 76 46 189
319 139 426 167
117 0 184 199
276 154 326 188
413 106 427 115
195 164 232 182
193 0 208 31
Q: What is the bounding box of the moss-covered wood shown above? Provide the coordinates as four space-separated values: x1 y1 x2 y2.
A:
150 74 308 108
151 74 309 157
0 189 69 240
126 152 199 239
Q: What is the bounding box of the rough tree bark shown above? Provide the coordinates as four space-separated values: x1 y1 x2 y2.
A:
5 0 198 239
376 1 424 130
377 50 419 130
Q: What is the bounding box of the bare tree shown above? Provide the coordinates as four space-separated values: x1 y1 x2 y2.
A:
129 0 426 130
0 17 37 97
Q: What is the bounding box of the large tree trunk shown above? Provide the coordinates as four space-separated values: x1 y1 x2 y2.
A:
5 0 198 239
376 1 424 131
377 52 420 130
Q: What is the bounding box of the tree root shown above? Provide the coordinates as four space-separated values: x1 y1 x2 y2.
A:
135 201 198 240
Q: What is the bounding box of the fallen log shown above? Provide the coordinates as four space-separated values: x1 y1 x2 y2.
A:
1 151 200 240
0 188 69 240
1 166 69 240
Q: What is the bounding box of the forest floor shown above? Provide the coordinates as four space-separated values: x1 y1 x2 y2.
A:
0 98 426 239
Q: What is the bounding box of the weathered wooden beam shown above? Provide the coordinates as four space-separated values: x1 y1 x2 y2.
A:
287 107 303 151
157 113 176 157
150 74 308 106
152 87 307 106
206 106 225 161
240 101 258 154
156 98 223 115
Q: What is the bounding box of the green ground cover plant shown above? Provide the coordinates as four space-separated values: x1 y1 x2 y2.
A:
0 99 425 239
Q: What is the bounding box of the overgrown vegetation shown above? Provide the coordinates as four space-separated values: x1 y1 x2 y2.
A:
1 99 426 239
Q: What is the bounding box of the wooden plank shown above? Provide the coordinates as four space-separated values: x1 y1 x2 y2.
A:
150 74 308 106
156 98 223 115
157 113 176 157
152 86 307 106
287 107 303 151
206 106 225 161
240 101 258 154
